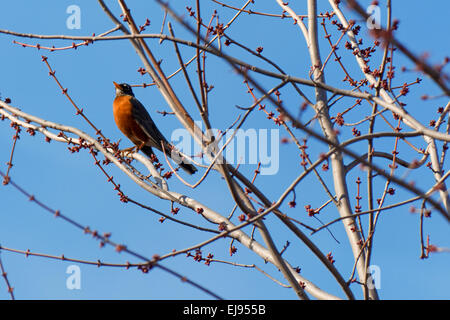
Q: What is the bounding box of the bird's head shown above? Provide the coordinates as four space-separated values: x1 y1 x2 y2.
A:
113 82 134 97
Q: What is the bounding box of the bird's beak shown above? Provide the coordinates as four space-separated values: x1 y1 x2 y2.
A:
113 81 121 90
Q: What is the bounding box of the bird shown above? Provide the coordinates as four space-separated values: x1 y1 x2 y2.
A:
112 81 197 174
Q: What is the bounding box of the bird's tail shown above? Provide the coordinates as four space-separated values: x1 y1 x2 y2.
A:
167 146 198 175
178 159 198 175
141 145 197 175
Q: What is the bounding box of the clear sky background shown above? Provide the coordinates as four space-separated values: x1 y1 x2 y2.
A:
0 1 449 300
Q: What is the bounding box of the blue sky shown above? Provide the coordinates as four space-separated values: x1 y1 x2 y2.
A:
0 1 449 300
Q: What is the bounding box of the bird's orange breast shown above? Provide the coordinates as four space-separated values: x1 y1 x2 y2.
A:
113 95 149 146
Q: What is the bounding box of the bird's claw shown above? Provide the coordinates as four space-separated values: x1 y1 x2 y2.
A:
120 146 137 157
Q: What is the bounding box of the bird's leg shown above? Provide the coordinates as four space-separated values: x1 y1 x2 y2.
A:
137 141 146 152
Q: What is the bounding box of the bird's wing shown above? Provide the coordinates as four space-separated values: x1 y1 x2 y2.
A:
130 97 169 151
130 97 197 174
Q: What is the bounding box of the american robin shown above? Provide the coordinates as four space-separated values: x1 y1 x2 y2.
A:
112 82 197 174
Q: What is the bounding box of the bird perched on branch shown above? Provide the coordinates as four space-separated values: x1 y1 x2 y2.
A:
112 81 197 174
